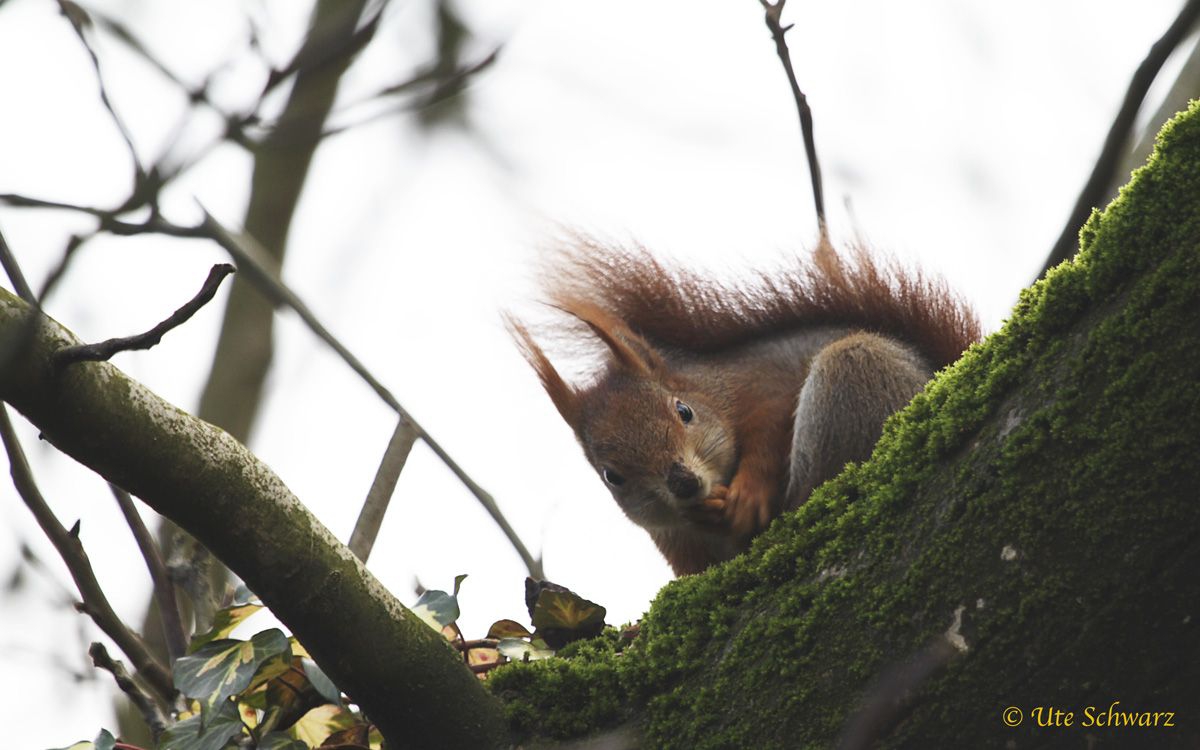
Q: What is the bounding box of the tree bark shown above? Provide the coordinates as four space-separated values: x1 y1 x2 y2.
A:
0 302 508 750
490 102 1200 748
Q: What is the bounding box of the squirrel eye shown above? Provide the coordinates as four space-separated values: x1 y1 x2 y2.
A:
601 468 625 487
675 400 694 424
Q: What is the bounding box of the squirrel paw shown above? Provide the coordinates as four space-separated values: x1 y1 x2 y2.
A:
679 489 730 529
718 473 775 537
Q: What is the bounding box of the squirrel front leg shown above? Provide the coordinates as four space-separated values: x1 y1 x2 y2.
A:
708 399 793 537
786 332 932 508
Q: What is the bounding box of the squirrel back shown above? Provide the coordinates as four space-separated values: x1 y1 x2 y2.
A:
509 237 980 575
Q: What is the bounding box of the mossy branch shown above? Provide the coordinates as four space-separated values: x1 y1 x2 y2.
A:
0 301 508 749
492 102 1200 748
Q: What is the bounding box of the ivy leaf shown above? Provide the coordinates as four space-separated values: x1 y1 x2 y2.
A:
172 628 291 728
486 619 532 639
411 589 459 631
303 658 342 705
531 589 606 631
50 729 117 750
497 637 555 662
530 587 607 649
468 646 501 671
158 698 243 750
256 733 306 750
291 704 357 747
189 603 263 651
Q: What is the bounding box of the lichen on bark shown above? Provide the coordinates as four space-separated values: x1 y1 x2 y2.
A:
490 101 1200 748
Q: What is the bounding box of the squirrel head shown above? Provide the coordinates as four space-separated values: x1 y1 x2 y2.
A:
509 302 737 529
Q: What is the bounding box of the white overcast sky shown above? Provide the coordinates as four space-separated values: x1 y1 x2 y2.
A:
0 0 1193 743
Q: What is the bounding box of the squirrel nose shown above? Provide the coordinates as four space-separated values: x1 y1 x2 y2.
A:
666 462 701 499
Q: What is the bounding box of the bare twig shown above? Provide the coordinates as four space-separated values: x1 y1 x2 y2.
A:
52 263 235 368
260 0 387 101
0 189 545 578
54 0 146 185
0 224 37 304
759 0 826 230
89 642 169 740
349 418 419 562
0 405 176 701
286 48 501 143
111 485 188 661
1040 0 1200 278
198 210 545 579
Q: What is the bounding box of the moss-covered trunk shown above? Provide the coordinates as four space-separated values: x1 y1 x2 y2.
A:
490 102 1200 749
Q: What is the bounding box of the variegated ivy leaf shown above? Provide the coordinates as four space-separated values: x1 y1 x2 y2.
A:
497 637 555 662
189 602 264 651
486 619 533 639
158 698 243 750
50 730 115 750
256 733 307 750
531 589 606 632
292 704 358 747
412 589 458 631
302 657 342 705
172 628 291 728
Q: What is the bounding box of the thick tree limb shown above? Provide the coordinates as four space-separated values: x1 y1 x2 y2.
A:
493 102 1200 749
0 299 508 749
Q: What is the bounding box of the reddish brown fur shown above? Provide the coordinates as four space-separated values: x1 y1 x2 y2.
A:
543 235 979 369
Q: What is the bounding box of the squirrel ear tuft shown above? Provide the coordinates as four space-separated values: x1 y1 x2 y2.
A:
505 314 581 426
554 301 664 378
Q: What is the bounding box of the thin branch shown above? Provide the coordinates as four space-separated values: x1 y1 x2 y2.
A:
89 642 169 740
271 48 501 144
1039 0 1200 278
197 210 545 579
259 0 387 101
0 224 37 305
349 418 419 562
0 405 176 701
0 192 112 217
0 189 545 578
54 0 146 185
111 484 188 662
52 263 235 368
759 0 826 230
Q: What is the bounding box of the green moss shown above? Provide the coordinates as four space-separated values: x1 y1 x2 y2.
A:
495 101 1200 747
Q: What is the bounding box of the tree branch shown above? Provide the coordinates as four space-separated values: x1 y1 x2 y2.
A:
759 0 826 230
0 190 546 579
111 485 188 662
0 404 176 701
198 210 544 579
53 263 234 368
0 293 509 749
349 417 419 562
89 642 169 741
54 0 146 187
1039 0 1200 278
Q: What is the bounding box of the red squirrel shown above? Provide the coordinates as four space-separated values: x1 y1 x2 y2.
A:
508 237 980 575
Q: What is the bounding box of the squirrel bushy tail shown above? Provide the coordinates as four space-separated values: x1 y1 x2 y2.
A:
538 235 979 369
